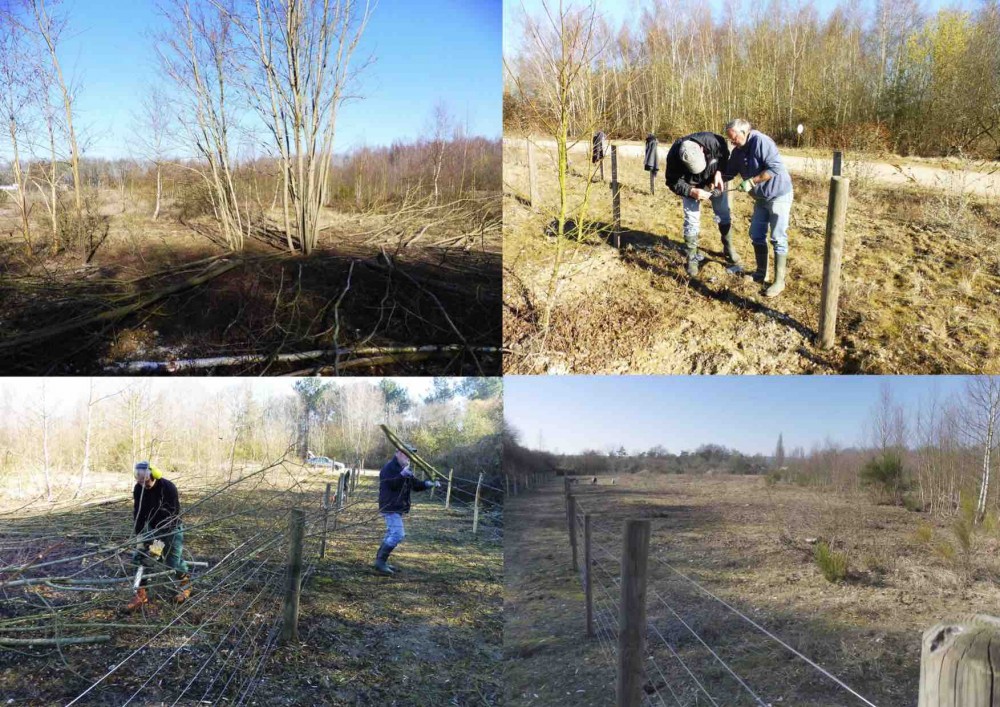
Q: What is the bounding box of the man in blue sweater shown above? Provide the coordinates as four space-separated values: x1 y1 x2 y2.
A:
722 119 794 297
375 445 440 575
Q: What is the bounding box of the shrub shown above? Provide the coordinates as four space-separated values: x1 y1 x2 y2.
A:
814 541 848 583
914 523 933 544
860 451 907 504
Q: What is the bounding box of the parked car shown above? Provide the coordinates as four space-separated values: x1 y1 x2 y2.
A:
307 456 346 471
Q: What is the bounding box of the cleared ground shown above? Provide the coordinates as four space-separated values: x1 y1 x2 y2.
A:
0 468 502 705
0 193 501 375
504 473 1000 706
503 138 1000 374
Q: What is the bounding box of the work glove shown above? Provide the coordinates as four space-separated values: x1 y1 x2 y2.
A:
738 178 754 193
426 480 442 489
401 466 414 478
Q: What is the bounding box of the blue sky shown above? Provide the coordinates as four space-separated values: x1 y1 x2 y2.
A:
504 376 979 455
44 0 501 158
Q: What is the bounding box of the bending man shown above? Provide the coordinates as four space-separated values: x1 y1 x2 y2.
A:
665 131 740 276
375 445 441 576
722 119 794 297
127 461 191 610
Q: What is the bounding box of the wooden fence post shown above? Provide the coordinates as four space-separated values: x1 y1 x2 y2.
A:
504 474 509 499
919 615 1000 706
337 473 346 511
331 474 343 533
568 494 579 572
320 483 332 559
617 519 651 707
527 138 539 208
472 472 484 535
446 468 454 510
281 508 305 643
818 176 850 349
611 146 621 249
584 513 594 638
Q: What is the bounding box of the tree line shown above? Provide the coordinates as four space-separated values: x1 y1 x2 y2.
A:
0 377 502 503
504 0 1000 158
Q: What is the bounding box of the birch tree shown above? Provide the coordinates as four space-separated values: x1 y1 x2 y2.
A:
965 377 1000 524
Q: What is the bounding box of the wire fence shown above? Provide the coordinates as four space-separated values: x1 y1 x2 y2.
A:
558 478 881 707
0 457 501 704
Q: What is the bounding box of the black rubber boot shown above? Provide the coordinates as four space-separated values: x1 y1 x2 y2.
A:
764 253 788 298
384 544 399 573
373 543 394 575
719 223 742 273
752 243 768 283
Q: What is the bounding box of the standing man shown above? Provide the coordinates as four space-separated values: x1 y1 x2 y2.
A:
722 119 794 297
375 445 441 576
126 461 191 610
665 131 741 276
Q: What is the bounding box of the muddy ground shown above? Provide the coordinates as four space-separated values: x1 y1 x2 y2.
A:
504 473 1000 706
0 471 502 706
503 138 1000 374
0 195 501 375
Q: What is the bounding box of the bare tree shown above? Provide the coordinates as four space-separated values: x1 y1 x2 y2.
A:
965 377 1000 524
340 382 382 470
0 16 33 251
428 100 452 203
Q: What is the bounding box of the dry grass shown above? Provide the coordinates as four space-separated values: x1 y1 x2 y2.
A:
503 140 1000 374
505 474 1000 706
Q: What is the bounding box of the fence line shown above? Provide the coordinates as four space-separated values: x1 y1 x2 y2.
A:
560 478 881 707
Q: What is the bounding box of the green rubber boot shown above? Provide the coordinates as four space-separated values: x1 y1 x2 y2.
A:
720 224 742 273
686 248 700 277
752 243 768 283
764 253 787 298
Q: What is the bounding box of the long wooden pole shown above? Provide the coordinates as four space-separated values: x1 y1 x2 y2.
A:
818 176 850 349
568 495 579 572
611 146 622 249
446 468 454 510
617 519 651 707
281 508 305 643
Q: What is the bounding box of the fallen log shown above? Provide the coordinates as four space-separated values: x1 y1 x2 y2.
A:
0 259 242 354
0 635 110 647
106 345 501 374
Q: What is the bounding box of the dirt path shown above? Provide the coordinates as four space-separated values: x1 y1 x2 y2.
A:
518 137 1000 198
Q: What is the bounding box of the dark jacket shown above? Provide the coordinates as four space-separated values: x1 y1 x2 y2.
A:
665 132 729 198
378 456 431 515
133 478 181 536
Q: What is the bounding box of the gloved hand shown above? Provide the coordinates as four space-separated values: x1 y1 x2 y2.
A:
401 466 414 478
426 480 442 489
738 178 754 193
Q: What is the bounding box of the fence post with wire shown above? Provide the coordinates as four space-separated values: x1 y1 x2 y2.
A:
446 468 455 509
320 482 333 559
280 508 305 643
472 472 484 535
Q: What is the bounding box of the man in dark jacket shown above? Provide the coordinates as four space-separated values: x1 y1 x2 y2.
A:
665 132 741 276
127 461 190 610
375 445 440 575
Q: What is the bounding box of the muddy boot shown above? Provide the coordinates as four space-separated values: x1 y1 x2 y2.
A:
373 543 395 576
751 243 768 283
174 574 191 604
126 587 148 612
719 224 742 274
764 253 787 298
685 247 700 277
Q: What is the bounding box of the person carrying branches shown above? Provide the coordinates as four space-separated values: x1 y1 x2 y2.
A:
375 444 441 576
665 131 741 277
126 461 191 610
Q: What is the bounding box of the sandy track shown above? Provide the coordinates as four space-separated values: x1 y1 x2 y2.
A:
512 138 1000 198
